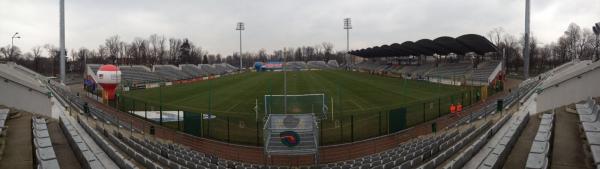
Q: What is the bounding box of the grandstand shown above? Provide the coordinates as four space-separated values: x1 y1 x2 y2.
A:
180 64 207 77
3 55 600 168
254 60 339 71
307 61 331 69
153 65 192 81
349 34 504 86
85 63 238 87
3 0 599 167
352 60 502 85
286 61 307 70
199 64 220 75
327 60 340 68
2 36 600 169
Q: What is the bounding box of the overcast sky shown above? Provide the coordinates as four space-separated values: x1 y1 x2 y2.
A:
1 0 598 57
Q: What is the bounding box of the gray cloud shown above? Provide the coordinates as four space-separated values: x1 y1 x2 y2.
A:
1 0 598 57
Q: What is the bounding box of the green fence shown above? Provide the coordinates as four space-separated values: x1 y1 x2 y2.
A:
116 86 482 146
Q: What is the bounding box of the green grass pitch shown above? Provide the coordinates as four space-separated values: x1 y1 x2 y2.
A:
122 70 475 145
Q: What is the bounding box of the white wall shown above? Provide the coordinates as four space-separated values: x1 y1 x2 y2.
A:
0 77 52 116
537 67 600 113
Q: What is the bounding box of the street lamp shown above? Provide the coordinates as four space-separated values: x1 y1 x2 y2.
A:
236 22 245 71
593 22 600 61
10 32 21 58
344 18 352 66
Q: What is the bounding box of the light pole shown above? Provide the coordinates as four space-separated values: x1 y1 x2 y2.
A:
344 18 352 67
283 48 287 114
593 22 600 61
10 32 21 59
523 0 530 79
59 0 66 84
236 22 245 71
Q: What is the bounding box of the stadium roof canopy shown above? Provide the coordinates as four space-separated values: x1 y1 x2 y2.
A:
349 34 497 58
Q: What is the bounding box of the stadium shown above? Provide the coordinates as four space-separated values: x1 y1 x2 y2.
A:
1 1 600 169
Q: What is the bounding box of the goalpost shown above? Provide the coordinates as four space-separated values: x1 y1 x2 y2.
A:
263 93 328 120
262 93 330 165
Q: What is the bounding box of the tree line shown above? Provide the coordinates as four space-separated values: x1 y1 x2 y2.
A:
0 22 598 77
487 23 599 75
0 33 347 76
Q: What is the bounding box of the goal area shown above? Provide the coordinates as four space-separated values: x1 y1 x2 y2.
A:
264 93 328 119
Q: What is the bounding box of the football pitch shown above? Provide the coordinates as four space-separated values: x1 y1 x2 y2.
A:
121 70 477 145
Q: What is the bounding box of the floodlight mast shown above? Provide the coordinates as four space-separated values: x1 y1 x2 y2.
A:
236 22 245 71
283 48 287 114
344 18 352 66
60 0 66 84
522 0 530 79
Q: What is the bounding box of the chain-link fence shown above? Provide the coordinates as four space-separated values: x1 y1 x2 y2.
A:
117 86 482 146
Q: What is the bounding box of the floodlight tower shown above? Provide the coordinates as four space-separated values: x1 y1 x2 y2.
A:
236 22 245 71
593 22 600 61
344 18 352 66
59 0 66 84
283 48 287 114
522 0 530 79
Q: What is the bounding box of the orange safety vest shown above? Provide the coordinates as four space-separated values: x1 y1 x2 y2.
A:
457 104 463 112
450 104 456 113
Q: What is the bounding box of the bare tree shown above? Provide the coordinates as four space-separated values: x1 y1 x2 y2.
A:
322 42 334 61
487 27 504 60
32 46 42 58
149 34 167 64
105 35 121 63
168 38 182 63
564 23 582 59
579 28 596 59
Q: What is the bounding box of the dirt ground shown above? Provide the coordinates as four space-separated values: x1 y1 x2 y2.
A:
0 110 33 169
47 119 82 169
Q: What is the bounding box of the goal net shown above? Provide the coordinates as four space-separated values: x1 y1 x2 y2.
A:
264 94 328 119
264 114 318 155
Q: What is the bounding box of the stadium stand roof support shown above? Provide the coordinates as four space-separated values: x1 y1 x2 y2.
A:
349 34 497 58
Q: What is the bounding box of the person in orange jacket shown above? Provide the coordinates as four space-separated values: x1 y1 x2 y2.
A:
450 104 456 117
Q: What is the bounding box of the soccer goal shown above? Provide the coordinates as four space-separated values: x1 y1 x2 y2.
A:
264 93 328 119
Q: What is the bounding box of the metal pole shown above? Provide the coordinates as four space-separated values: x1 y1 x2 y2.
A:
256 120 260 146
347 28 350 65
10 33 20 59
283 49 287 114
10 37 13 59
350 115 354 142
523 0 530 79
208 78 212 136
239 29 243 71
344 18 352 67
227 116 230 143
159 82 163 125
60 0 66 84
236 22 244 71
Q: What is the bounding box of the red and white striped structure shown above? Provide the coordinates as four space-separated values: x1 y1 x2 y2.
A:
96 64 121 100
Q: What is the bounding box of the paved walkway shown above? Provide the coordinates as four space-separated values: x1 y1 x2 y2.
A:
0 110 33 168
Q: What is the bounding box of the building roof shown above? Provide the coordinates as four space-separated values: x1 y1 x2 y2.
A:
349 34 497 58
0 62 48 94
